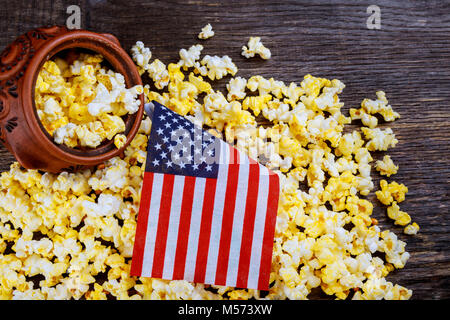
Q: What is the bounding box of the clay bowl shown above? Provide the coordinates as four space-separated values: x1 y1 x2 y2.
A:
0 26 144 173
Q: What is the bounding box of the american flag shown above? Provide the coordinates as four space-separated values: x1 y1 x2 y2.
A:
130 101 280 290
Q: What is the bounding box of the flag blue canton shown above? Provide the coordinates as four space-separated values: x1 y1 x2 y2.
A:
145 101 221 179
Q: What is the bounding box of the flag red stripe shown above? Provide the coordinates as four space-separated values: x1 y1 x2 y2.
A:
235 161 260 288
151 174 175 279
193 177 218 283
214 146 240 286
257 172 280 290
130 172 154 276
172 176 196 280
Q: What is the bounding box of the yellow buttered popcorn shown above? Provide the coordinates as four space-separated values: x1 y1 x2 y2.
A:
130 41 152 75
375 155 399 177
361 91 400 122
198 54 238 81
404 222 420 235
349 107 378 128
387 202 411 226
376 179 408 205
147 59 170 90
361 127 398 151
242 94 272 116
226 77 247 101
350 91 400 128
114 134 127 149
35 53 143 149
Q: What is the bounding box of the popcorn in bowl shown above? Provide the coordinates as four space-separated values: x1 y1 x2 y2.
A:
34 52 143 149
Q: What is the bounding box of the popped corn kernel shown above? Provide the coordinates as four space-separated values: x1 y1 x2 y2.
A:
131 41 152 74
247 75 271 95
242 94 272 116
354 278 411 300
199 55 238 80
350 107 378 128
178 44 204 69
188 73 212 93
404 222 420 235
85 283 108 300
361 127 398 151
242 37 271 60
226 76 247 101
361 91 400 122
114 134 127 149
387 202 411 226
376 180 408 205
350 91 400 128
198 23 214 40
375 155 399 177
147 59 170 89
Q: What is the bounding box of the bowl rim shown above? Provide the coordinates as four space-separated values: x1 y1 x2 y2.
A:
21 29 144 165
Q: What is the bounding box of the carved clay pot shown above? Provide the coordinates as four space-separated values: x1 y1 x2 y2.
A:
0 26 144 173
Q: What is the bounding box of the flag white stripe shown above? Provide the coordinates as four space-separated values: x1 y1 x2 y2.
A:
162 175 186 279
224 151 250 287
183 177 207 282
246 164 270 289
141 173 165 277
204 141 230 285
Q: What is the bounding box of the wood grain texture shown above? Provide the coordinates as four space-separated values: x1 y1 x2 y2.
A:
0 0 449 299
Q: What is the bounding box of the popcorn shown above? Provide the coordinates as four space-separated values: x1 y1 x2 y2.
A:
387 202 411 226
350 91 400 128
379 231 410 269
42 97 64 123
376 180 408 205
247 75 272 95
82 193 122 218
361 91 400 122
404 222 420 235
198 23 214 40
35 55 142 149
131 41 152 74
242 94 272 116
188 72 212 94
53 123 77 148
354 278 412 300
242 37 271 60
199 55 238 80
178 44 204 69
375 155 398 177
361 127 398 151
0 33 415 301
147 59 170 89
114 134 127 149
74 124 103 148
350 107 378 128
226 77 247 101
87 83 113 116
13 237 53 259
262 100 291 123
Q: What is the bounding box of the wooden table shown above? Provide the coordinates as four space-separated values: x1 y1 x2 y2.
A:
0 0 448 300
